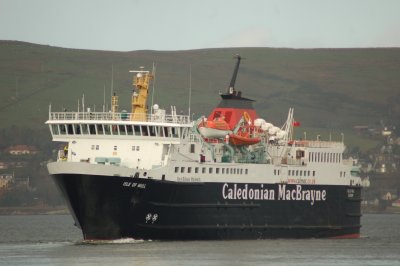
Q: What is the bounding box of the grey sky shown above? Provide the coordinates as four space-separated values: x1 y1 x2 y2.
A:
1 0 399 51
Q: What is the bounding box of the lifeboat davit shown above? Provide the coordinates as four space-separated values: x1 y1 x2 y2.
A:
198 117 232 139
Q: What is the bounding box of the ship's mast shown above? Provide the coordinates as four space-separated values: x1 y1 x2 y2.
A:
227 55 241 95
130 68 153 121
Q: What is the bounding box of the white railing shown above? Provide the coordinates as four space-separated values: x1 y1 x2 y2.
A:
49 112 191 124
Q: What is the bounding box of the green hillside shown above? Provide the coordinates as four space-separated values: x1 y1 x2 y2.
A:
1 41 399 130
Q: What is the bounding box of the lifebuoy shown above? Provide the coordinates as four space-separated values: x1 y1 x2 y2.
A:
243 112 251 125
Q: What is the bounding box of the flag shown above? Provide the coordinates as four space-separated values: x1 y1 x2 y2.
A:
293 121 301 127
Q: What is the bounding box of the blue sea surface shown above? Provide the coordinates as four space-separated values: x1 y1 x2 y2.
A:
0 213 399 265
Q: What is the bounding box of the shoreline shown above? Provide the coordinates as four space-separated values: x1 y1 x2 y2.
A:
0 206 69 215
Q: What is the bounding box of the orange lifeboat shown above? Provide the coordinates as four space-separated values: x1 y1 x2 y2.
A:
228 112 261 145
229 129 261 146
198 117 232 139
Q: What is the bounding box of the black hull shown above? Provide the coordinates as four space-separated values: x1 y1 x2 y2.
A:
52 174 362 240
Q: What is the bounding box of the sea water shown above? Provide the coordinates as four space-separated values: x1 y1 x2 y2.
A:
0 214 399 265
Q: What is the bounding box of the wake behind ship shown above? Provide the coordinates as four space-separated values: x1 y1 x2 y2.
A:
46 56 362 240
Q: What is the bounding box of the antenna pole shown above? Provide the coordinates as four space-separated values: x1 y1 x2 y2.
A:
111 64 114 95
110 64 114 109
103 84 106 112
188 64 192 117
150 62 156 114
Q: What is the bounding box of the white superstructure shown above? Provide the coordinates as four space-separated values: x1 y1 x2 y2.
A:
46 106 361 188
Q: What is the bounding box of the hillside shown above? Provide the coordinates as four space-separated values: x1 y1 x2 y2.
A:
1 41 399 130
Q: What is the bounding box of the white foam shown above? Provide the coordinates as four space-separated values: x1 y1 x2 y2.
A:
81 238 145 245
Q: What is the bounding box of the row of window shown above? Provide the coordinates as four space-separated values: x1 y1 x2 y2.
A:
273 169 316 177
90 145 141 151
51 124 181 138
288 169 316 177
175 166 249 175
309 152 341 163
274 168 348 178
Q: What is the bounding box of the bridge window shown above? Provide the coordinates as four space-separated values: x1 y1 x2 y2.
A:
155 126 161 137
149 126 156 137
89 124 96 135
51 125 59 135
104 125 111 135
111 125 118 135
73 124 80 134
119 125 126 135
171 127 179 138
66 124 73 134
163 127 169 137
141 126 148 136
134 125 141 136
81 124 89 134
97 124 104 135
126 125 133 135
59 124 66 135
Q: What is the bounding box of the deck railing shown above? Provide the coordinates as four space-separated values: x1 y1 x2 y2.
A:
49 112 191 124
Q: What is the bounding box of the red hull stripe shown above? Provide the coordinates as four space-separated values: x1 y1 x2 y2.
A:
330 233 360 239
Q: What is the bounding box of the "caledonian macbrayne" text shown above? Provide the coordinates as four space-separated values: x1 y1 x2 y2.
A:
222 183 327 206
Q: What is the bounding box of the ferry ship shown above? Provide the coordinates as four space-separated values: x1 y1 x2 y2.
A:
46 56 362 240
